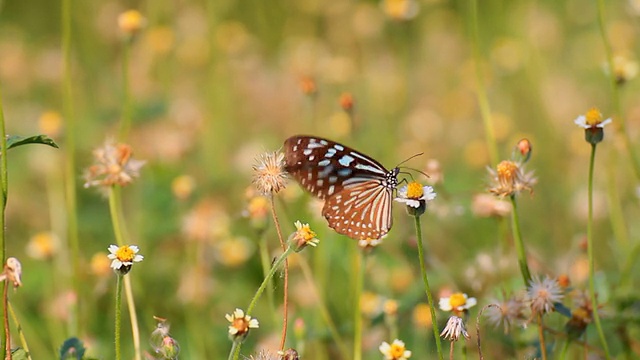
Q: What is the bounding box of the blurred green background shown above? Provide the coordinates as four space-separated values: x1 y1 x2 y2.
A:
0 0 639 358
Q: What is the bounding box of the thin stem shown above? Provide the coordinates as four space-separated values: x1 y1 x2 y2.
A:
7 302 31 360
0 71 7 356
558 339 570 360
353 251 364 360
449 341 454 360
595 0 640 180
61 0 80 336
115 275 123 360
108 187 141 360
469 0 499 166
257 231 276 323
586 143 611 359
227 342 238 360
298 256 350 359
414 215 444 360
233 246 295 360
509 196 532 284
538 314 547 360
123 276 141 360
119 39 132 141
3 280 9 360
268 196 289 351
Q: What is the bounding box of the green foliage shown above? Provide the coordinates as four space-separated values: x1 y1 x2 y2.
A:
7 135 58 150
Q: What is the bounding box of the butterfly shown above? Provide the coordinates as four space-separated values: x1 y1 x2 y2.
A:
284 135 400 240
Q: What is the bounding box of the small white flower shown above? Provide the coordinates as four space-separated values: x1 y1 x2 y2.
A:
394 183 436 208
574 108 612 129
107 244 144 270
226 308 259 338
379 339 412 360
439 292 477 312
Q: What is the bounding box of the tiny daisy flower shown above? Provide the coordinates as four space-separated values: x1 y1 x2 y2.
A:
84 140 146 189
289 221 320 252
487 160 536 198
485 295 527 334
574 108 612 145
609 54 638 85
252 151 288 196
440 316 470 342
395 182 436 216
107 245 144 275
527 276 564 315
439 292 477 315
379 339 412 360
225 308 259 341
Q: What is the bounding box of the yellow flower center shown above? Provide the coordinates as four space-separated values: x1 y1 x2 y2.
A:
449 293 467 308
299 224 317 241
115 246 136 262
232 318 249 334
496 161 518 183
390 343 406 358
585 107 603 126
406 182 424 199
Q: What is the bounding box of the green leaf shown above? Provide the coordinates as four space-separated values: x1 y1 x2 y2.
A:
7 135 59 150
59 337 85 360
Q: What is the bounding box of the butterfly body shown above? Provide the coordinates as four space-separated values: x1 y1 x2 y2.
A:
284 135 399 240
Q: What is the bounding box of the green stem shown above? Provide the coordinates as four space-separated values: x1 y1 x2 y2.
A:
227 341 238 360
119 38 132 141
538 314 547 360
595 0 640 180
8 301 31 360
414 215 444 360
469 0 499 166
0 74 7 355
108 187 141 360
232 246 295 360
115 275 123 360
353 251 364 360
61 0 80 336
558 338 570 360
509 196 532 284
586 143 611 359
257 231 276 323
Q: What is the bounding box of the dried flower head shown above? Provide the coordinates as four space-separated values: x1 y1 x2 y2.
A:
487 160 536 197
107 245 144 275
84 140 146 189
440 316 470 342
527 276 564 315
226 308 259 341
485 295 527 334
252 151 288 195
439 292 477 315
379 339 412 360
290 221 320 252
0 257 22 288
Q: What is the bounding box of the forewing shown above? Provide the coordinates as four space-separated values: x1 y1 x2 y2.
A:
321 180 393 240
283 135 388 200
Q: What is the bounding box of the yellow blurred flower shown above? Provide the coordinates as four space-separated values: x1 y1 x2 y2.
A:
171 175 196 201
412 303 433 328
26 231 59 260
215 237 254 267
90 252 112 277
38 111 63 138
381 0 419 21
118 10 146 36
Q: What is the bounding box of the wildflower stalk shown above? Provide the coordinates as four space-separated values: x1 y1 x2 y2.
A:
268 196 289 351
586 143 611 359
115 275 123 360
595 0 640 180
414 215 444 360
119 33 132 140
469 0 498 166
3 279 9 360
232 245 295 360
257 231 276 322
558 339 570 360
8 302 31 360
62 0 81 335
537 314 547 360
353 250 364 360
108 187 141 360
298 257 349 359
0 84 8 356
509 196 532 284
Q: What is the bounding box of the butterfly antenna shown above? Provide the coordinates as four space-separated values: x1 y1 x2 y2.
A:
396 152 424 167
